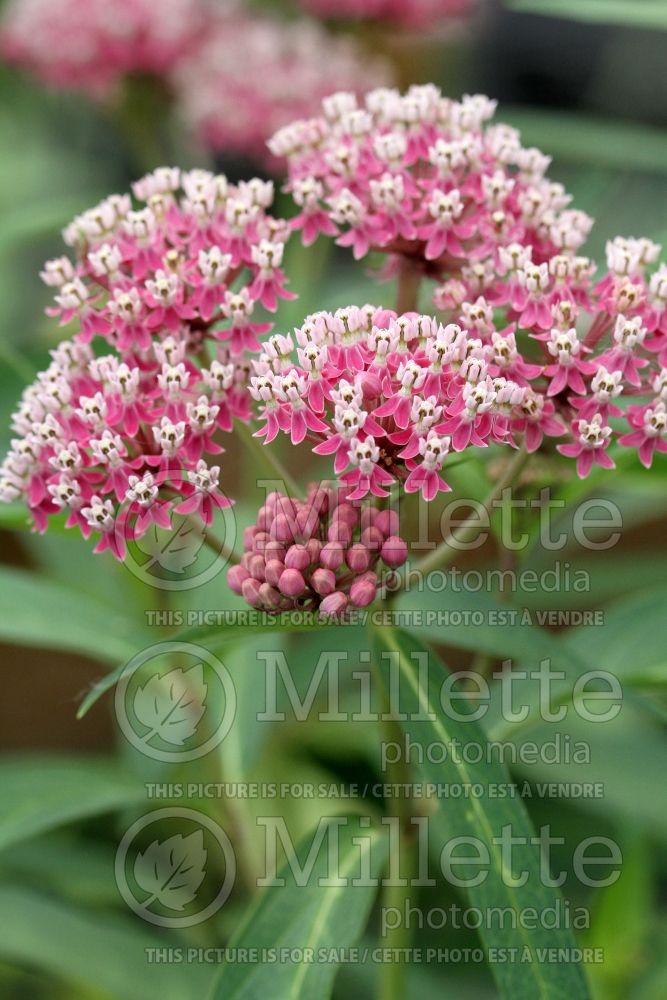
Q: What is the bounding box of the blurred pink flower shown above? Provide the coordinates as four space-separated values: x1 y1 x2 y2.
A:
298 0 475 29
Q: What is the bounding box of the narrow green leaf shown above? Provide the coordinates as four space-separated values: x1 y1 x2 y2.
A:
0 566 147 663
0 756 145 853
210 817 388 1000
508 0 667 32
504 106 667 174
0 885 214 1000
372 626 591 1000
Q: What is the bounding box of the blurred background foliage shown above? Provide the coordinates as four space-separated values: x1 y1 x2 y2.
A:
1 1 667 999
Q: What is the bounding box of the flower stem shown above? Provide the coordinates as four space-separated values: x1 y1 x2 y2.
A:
235 419 303 498
191 518 239 565
397 445 530 593
395 258 422 314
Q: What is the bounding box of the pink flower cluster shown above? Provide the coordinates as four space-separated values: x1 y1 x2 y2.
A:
172 14 390 168
269 88 667 478
228 485 408 614
271 87 592 262
0 0 205 95
298 0 474 29
0 167 294 553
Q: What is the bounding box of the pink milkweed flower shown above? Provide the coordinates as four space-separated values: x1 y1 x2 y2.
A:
557 415 615 478
341 436 395 499
619 400 667 468
175 460 233 526
598 315 648 387
543 328 596 396
404 431 452 500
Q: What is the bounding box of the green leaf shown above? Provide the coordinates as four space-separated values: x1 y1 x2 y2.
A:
210 817 388 1000
504 106 667 174
0 566 147 663
565 584 667 687
0 885 214 1000
508 0 667 31
371 626 591 1000
0 755 145 853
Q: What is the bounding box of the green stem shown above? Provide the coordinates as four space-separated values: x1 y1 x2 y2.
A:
372 635 418 1000
235 419 303 498
388 445 529 598
192 518 239 565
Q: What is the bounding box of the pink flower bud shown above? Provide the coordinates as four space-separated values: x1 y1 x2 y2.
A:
227 564 249 595
336 503 359 527
279 568 306 598
256 505 271 531
350 571 377 608
248 554 265 580
320 541 344 570
259 582 282 609
375 509 399 537
381 535 408 567
264 540 285 561
264 558 285 587
359 505 377 531
327 519 353 545
360 525 384 551
346 542 370 573
285 543 310 570
243 525 257 548
311 568 336 595
306 538 322 563
270 513 297 542
319 591 349 616
252 530 269 553
241 578 262 607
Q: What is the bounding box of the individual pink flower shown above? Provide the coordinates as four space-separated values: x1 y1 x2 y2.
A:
297 0 475 30
619 400 667 468
557 415 615 478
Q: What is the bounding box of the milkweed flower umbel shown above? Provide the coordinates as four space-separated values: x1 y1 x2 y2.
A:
172 14 390 168
0 0 205 96
228 484 407 614
0 167 293 551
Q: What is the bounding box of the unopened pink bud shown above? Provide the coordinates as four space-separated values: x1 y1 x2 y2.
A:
264 558 285 587
279 568 306 598
259 582 282 609
243 525 257 548
360 525 384 551
270 513 297 542
252 531 269 553
241 578 262 607
319 591 349 615
381 535 408 568
350 571 378 608
346 543 370 573
320 541 344 570
227 564 249 595
256 505 271 530
311 568 336 595
285 543 310 571
327 519 353 545
264 540 285 561
375 509 399 537
248 554 265 580
335 503 359 527
306 538 322 563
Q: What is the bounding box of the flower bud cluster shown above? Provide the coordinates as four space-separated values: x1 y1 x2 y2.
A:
228 485 408 613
